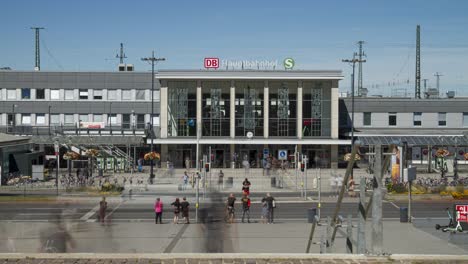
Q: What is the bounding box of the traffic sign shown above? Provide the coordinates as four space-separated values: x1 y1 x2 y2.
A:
263 148 269 158
278 150 288 160
455 205 468 223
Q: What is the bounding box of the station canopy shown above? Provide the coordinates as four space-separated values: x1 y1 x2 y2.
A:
357 135 468 146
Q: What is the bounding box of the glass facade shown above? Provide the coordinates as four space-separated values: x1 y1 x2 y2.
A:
167 81 197 137
269 81 297 137
202 81 230 137
235 81 264 137
302 81 331 137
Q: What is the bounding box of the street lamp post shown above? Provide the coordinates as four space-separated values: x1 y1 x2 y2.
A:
342 55 366 179
109 102 113 134
12 104 17 131
141 51 165 184
48 105 51 135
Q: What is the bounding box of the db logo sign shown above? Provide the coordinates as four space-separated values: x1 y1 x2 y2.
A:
204 58 219 69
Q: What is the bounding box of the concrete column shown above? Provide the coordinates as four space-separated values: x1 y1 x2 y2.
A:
230 144 235 168
161 144 168 163
197 81 202 137
159 81 168 138
230 81 235 139
372 144 383 254
264 81 269 138
331 145 338 169
331 81 339 139
297 81 303 139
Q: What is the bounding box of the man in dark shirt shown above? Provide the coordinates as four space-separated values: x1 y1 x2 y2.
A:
226 193 236 223
180 197 190 224
241 194 251 223
261 193 275 224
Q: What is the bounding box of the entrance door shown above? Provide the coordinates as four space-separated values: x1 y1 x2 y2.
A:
213 149 224 168
174 149 192 168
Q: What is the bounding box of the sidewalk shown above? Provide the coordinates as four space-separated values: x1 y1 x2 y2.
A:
1 220 466 254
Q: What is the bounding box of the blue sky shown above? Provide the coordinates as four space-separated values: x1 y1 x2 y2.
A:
1 0 468 96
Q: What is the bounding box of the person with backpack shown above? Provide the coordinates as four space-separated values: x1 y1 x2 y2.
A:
171 198 181 224
154 198 163 224
241 194 251 223
180 197 190 224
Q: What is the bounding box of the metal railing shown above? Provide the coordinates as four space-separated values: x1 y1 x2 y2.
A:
0 125 159 137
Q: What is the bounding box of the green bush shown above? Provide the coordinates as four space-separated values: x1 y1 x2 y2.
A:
101 183 124 193
392 183 407 193
455 184 464 194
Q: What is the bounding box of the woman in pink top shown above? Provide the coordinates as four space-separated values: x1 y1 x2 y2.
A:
154 198 163 224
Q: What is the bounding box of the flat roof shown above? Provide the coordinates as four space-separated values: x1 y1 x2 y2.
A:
156 70 343 80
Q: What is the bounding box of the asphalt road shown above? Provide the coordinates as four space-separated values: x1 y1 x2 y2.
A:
0 197 456 222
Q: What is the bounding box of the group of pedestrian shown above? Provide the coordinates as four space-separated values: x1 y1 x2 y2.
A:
153 197 191 224
225 192 275 224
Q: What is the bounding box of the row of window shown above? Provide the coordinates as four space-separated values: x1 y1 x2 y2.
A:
363 112 468 127
6 113 160 128
2 88 159 101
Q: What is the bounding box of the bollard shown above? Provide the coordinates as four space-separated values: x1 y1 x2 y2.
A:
400 207 408 223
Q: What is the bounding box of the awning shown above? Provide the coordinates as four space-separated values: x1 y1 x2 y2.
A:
148 138 351 145
357 135 468 146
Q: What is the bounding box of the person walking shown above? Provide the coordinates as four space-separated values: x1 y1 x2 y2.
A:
218 170 224 190
241 194 251 223
154 198 163 224
99 197 107 224
171 198 181 224
242 178 251 195
182 171 189 190
226 193 236 224
180 197 190 224
262 193 276 224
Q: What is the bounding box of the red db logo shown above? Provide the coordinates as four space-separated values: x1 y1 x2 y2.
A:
204 58 219 69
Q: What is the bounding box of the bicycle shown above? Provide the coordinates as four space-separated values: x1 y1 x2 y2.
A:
435 208 463 234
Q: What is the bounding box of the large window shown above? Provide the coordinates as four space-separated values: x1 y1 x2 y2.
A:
93 90 103 100
202 81 230 137
65 90 74 100
413 112 422 126
79 114 89 122
93 114 103 122
7 89 16 100
50 114 60 125
168 81 197 137
269 81 297 137
388 112 397 126
122 90 132 100
64 114 74 125
50 89 60 100
235 81 264 137
21 88 31 99
136 90 145 100
36 89 45 99
303 81 332 137
21 114 31 125
122 114 131 129
363 112 372 126
79 89 88 100
108 114 118 125
136 114 145 129
463 113 468 127
36 114 46 125
438 112 446 126
108 90 117 100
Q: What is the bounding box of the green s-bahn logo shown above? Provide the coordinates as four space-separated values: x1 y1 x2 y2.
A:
283 58 295 69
